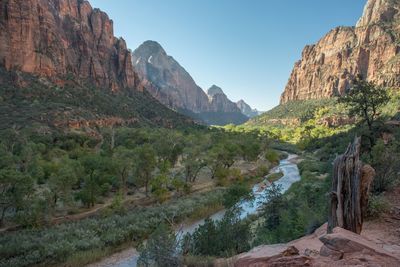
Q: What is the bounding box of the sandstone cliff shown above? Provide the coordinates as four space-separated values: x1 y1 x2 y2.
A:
0 0 136 91
280 0 400 103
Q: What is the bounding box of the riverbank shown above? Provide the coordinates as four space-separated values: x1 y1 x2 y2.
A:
88 153 301 267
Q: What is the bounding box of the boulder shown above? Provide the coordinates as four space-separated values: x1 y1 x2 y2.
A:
215 245 312 267
319 227 400 266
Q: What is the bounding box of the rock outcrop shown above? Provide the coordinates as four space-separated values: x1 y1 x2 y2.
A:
217 224 400 267
0 0 136 91
280 0 400 103
319 227 400 266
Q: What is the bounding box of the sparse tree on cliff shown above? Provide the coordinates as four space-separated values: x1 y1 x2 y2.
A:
339 77 389 146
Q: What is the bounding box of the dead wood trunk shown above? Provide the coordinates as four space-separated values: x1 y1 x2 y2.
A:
328 137 375 234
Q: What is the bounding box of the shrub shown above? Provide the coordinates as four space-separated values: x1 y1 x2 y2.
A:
367 194 390 218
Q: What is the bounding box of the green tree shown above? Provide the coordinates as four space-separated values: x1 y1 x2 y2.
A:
151 161 171 203
134 144 157 196
339 78 390 145
259 183 286 234
113 146 135 195
138 223 182 267
187 207 249 257
223 183 252 208
48 158 82 208
370 140 400 193
0 169 33 226
77 155 110 207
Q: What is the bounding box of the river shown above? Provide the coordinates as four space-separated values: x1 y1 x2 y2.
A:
88 154 301 267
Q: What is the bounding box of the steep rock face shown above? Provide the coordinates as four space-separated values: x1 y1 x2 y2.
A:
207 85 242 113
280 0 400 103
132 41 209 112
0 0 136 91
236 99 261 118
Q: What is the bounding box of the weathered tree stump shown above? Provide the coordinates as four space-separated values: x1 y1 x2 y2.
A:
328 137 375 234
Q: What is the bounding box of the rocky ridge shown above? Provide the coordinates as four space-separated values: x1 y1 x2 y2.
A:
281 0 400 103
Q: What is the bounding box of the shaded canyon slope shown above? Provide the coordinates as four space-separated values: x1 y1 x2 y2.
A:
0 0 193 128
280 0 400 103
132 41 249 125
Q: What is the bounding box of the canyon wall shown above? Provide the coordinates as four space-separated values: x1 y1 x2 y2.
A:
0 0 136 91
281 0 400 103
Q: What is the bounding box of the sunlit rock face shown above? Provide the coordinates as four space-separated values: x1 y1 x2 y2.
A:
0 0 136 91
280 0 400 104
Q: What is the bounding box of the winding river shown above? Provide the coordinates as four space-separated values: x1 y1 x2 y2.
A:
89 154 301 267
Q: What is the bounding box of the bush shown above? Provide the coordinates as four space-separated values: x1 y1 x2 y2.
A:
367 194 390 218
370 140 400 194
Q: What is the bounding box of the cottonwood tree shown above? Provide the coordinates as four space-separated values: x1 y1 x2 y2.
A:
113 146 136 195
134 144 157 196
0 168 33 226
48 158 82 208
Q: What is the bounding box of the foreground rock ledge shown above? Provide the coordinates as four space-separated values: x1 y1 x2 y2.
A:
215 225 400 267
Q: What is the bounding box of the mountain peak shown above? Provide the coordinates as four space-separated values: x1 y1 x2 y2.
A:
207 85 225 97
133 40 166 59
356 0 399 27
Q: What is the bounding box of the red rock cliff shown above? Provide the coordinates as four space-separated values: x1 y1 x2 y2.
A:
281 0 400 104
0 0 136 91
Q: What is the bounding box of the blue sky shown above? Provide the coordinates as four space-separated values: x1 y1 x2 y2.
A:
90 0 366 111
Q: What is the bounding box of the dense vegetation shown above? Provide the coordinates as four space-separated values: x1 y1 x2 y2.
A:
0 120 278 266
137 82 400 265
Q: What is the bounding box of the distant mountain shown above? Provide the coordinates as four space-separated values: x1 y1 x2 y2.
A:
207 85 243 113
281 0 400 104
236 100 263 118
132 41 210 113
132 41 248 125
